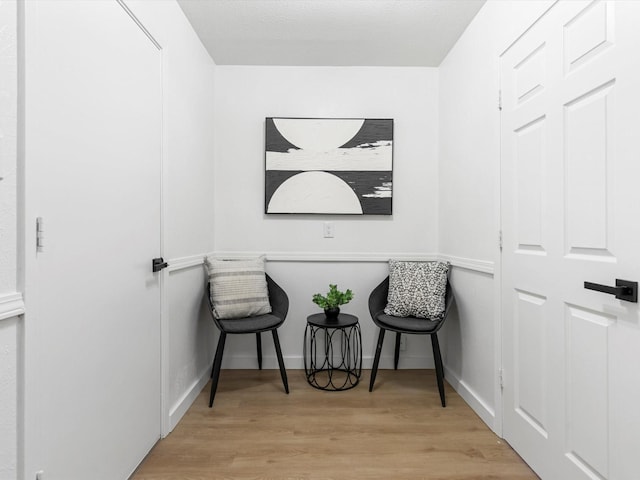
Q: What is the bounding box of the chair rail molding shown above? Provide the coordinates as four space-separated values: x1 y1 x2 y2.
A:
166 253 206 273
210 251 494 275
439 254 495 276
0 292 25 322
212 251 440 263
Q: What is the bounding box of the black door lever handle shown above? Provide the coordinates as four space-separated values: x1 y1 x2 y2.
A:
152 257 168 273
584 279 637 303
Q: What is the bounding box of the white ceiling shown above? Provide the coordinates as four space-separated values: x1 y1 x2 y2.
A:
176 0 486 67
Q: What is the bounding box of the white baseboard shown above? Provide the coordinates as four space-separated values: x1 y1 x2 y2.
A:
444 365 497 432
173 358 496 435
221 355 305 370
220 354 436 371
167 366 211 434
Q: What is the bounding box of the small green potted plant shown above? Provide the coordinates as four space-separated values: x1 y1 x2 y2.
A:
312 284 354 320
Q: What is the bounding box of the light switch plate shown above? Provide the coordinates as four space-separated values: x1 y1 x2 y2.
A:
323 222 334 238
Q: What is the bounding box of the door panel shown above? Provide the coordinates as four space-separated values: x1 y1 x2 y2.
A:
501 1 640 479
514 115 546 252
565 81 613 256
564 304 612 476
513 290 548 439
25 1 162 478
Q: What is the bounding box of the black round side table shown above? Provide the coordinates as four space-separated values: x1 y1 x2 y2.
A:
303 312 362 391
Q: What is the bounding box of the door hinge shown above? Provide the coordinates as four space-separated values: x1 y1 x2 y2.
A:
498 89 502 111
499 230 503 251
36 217 44 252
499 368 504 390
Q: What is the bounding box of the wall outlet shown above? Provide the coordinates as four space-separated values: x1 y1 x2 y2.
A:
400 335 407 351
323 221 334 238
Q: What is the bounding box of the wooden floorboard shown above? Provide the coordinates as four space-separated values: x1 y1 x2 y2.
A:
132 369 538 480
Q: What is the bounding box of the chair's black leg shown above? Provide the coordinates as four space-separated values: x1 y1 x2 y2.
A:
256 332 263 370
394 332 401 370
210 345 216 379
209 332 227 408
272 329 289 394
431 333 446 407
369 328 386 392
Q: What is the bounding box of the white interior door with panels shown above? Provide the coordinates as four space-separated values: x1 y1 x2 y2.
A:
501 1 640 479
24 1 163 478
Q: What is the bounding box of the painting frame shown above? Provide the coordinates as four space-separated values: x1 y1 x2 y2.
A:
264 117 394 215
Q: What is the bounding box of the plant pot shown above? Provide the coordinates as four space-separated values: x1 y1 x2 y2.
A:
324 307 340 320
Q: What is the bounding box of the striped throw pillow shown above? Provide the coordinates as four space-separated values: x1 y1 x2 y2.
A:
205 256 272 319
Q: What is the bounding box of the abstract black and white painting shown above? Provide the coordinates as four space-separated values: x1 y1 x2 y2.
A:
265 118 393 215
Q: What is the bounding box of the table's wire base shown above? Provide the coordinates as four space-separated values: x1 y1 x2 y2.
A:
303 322 362 391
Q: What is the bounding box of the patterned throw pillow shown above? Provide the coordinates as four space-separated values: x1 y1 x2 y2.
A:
384 260 450 319
204 256 272 319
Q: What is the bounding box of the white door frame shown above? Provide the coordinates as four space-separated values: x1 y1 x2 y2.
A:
495 0 559 441
115 0 172 440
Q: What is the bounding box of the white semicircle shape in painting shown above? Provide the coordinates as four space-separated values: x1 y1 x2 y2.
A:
273 118 364 152
267 171 363 214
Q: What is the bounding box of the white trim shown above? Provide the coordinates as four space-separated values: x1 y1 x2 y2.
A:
212 250 439 263
494 46 505 438
444 365 497 432
221 355 303 370
499 0 557 57
156 20 168 439
0 292 25 321
439 254 495 275
116 0 162 50
360 354 435 370
210 251 494 275
167 254 206 273
168 366 211 432
220 354 435 371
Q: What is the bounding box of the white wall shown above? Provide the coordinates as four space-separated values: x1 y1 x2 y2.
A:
438 0 554 432
213 66 441 369
0 0 17 294
0 1 22 478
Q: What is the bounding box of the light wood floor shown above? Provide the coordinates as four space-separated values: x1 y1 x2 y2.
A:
132 369 538 480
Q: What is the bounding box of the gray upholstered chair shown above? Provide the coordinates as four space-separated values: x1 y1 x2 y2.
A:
368 276 454 407
205 274 289 407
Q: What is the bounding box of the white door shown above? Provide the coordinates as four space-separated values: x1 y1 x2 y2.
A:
25 1 162 478
501 1 640 479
